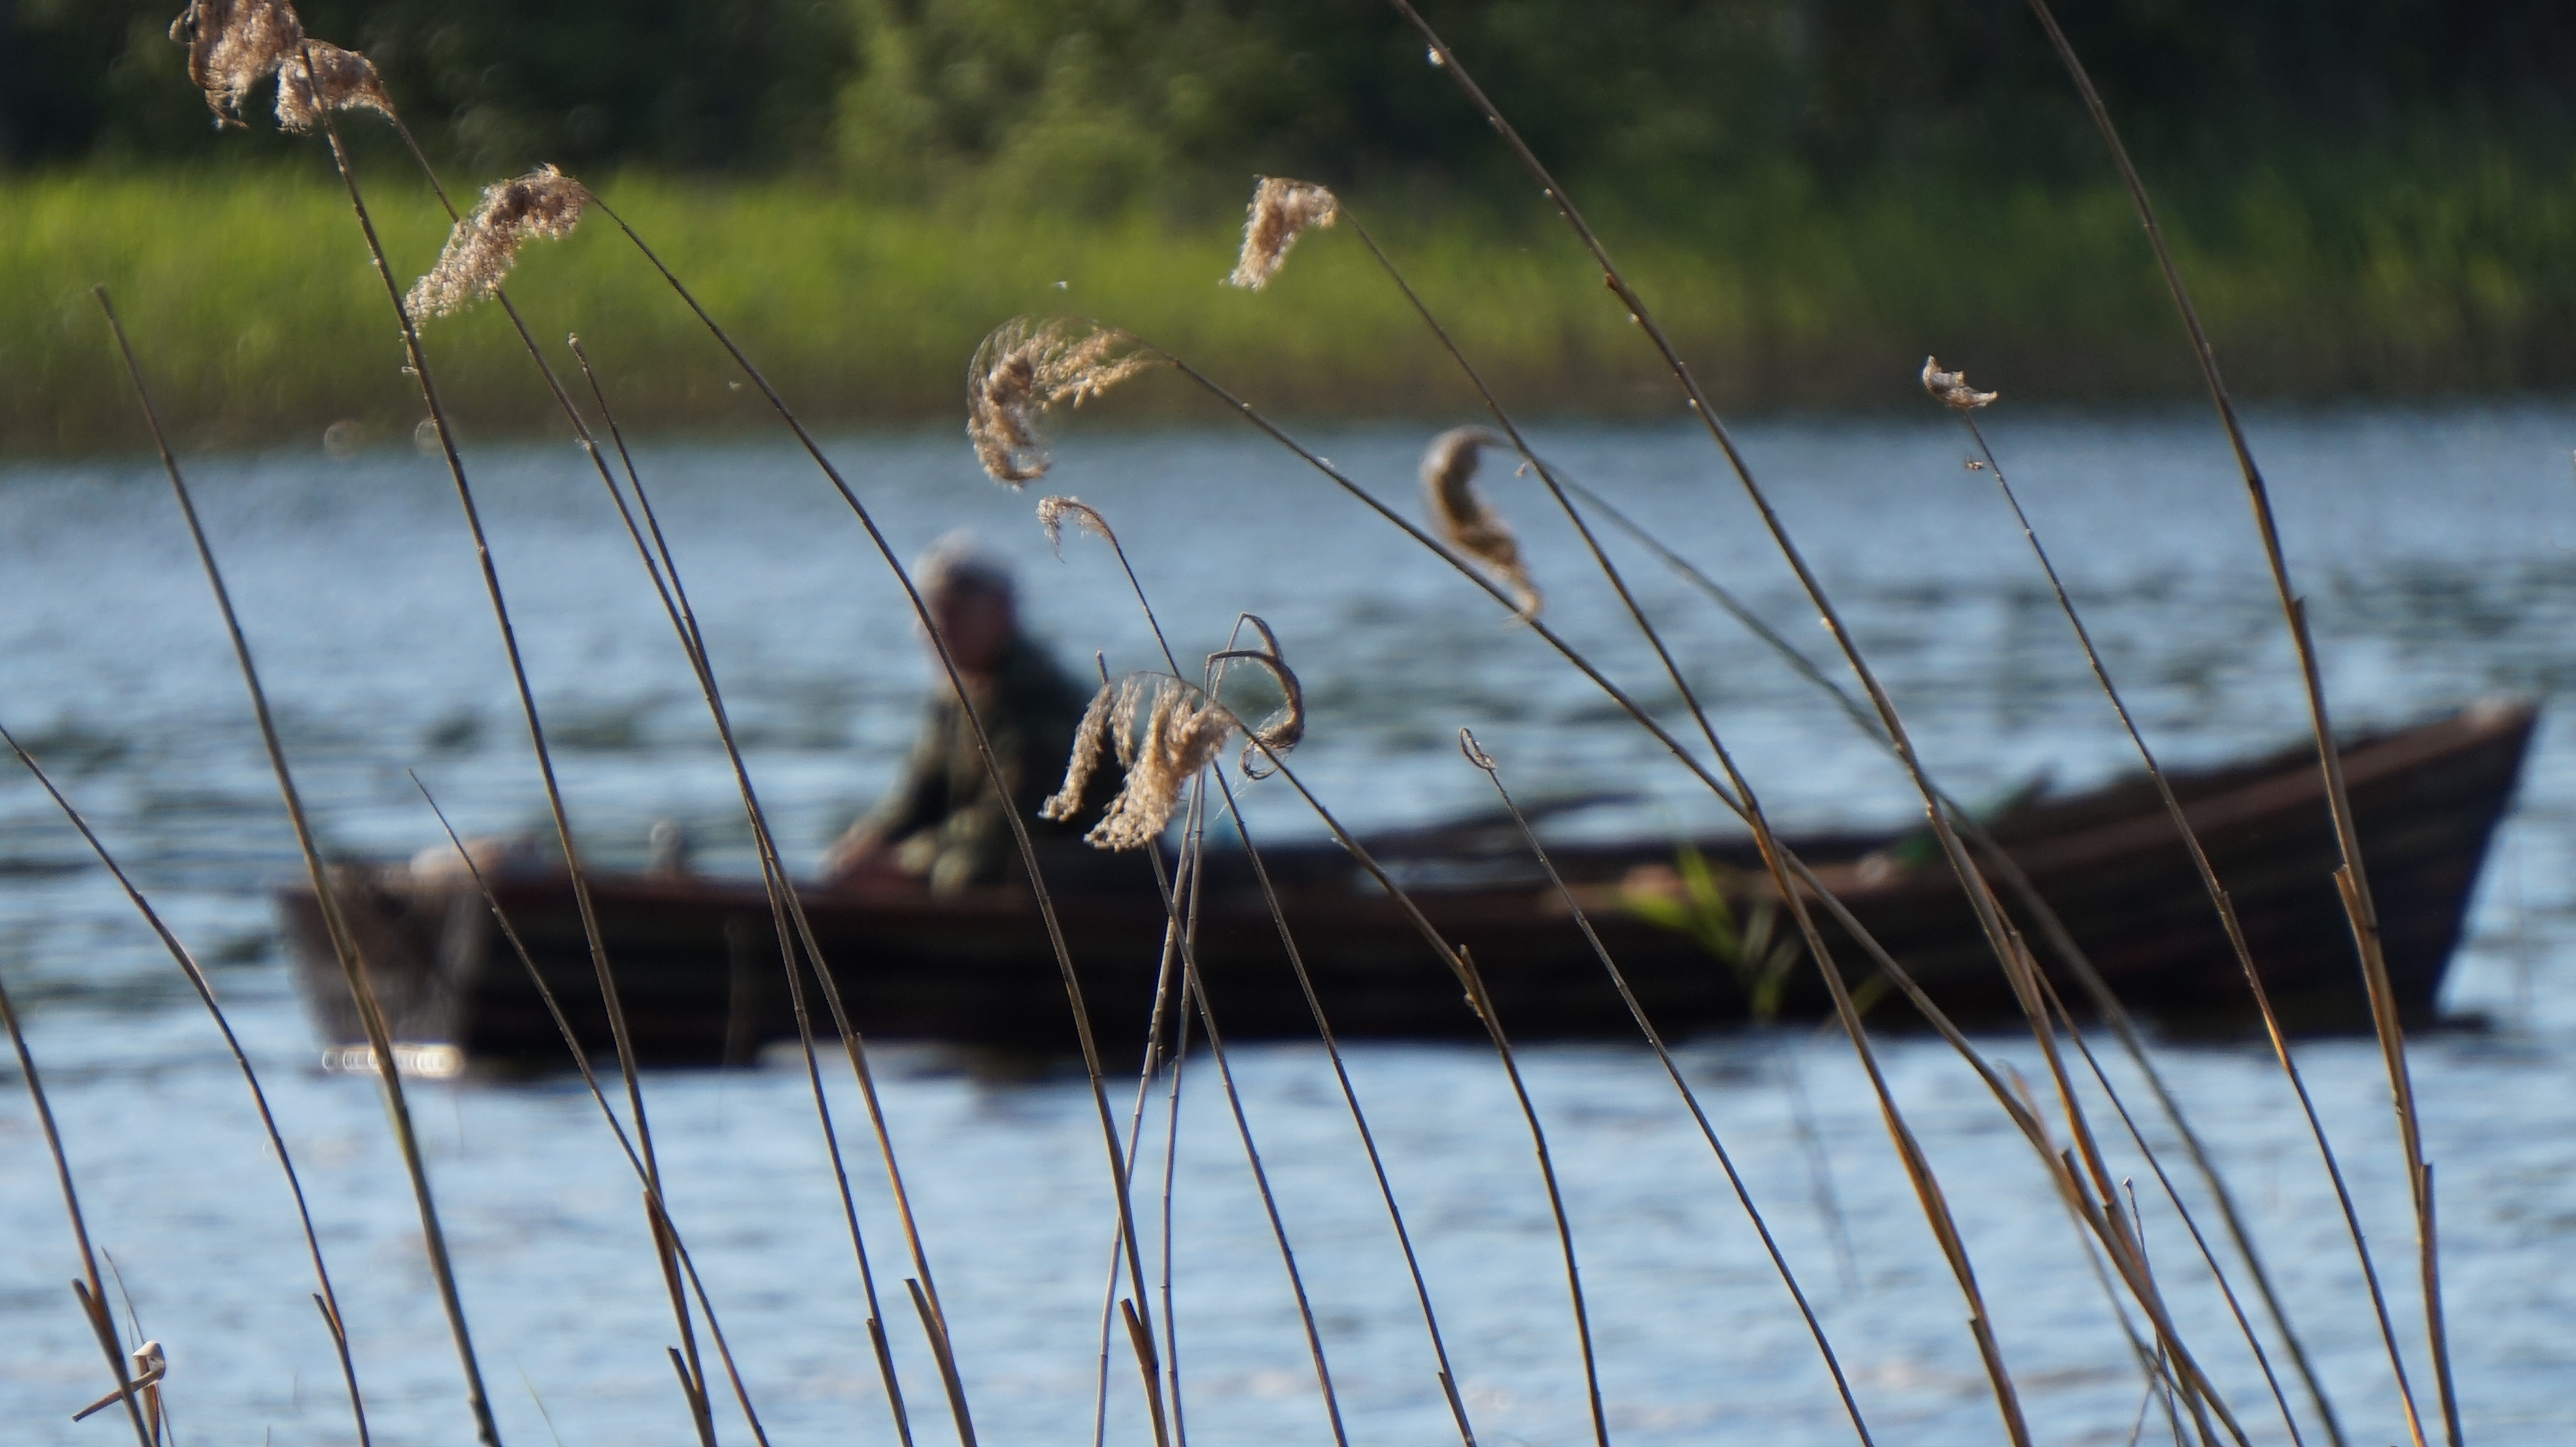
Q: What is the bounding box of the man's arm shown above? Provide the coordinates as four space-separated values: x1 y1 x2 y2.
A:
823 704 953 879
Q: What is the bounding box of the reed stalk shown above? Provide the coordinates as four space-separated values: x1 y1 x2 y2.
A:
566 337 939 1445
1154 958 1194 1447
96 258 500 1445
1271 199 2049 1436
1091 834 1193 1447
1945 385 2386 1446
578 201 1162 1400
289 64 790 1429
411 776 776 1447
1458 728 1875 1444
1160 770 1352 1447
0 970 153 1447
2 710 371 1446
1075 329 2043 1439
286 59 729 1436
1047 509 1481 1447
2024 7 2457 1442
2027 964 2301 1444
1214 737 1625 1447
1359 10 2264 1430
1558 468 2337 1440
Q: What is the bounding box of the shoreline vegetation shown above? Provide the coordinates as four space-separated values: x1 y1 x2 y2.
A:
10 145 2576 453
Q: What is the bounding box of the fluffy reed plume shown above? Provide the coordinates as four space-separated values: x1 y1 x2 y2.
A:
1922 356 1999 410
169 0 304 125
405 166 593 320
1037 495 1116 554
274 40 394 131
1095 679 1235 850
1044 675 1239 849
1041 682 1121 825
1421 426 1541 618
1227 177 1339 290
967 318 1152 485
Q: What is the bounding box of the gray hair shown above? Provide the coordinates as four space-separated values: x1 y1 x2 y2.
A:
914 531 1016 603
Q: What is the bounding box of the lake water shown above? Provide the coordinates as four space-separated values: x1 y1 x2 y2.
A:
2 404 2574 1446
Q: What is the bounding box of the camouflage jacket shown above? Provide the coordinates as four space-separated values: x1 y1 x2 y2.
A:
863 637 1106 892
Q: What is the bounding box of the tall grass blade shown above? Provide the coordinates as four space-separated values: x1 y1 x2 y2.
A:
580 197 1154 1430
1458 729 1876 1441
0 976 153 1447
2023 5 2450 1440
2 707 372 1447
411 774 776 1447
95 266 499 1445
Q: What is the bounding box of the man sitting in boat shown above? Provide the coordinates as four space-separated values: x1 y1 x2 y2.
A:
822 537 1108 893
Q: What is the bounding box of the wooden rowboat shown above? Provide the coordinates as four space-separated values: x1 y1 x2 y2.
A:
280 701 2537 1065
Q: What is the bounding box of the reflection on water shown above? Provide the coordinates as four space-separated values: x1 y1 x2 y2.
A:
1 403 2575 1444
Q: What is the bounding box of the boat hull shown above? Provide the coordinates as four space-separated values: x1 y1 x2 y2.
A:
280 703 2537 1064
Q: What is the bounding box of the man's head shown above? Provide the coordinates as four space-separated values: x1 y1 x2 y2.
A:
915 535 1019 676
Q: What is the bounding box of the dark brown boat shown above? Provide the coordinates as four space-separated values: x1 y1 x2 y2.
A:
280 701 2538 1066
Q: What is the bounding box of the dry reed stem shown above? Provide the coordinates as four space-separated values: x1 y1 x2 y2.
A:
1559 468 2338 1443
288 84 768 1447
97 258 500 1442
353 123 736 1434
6 693 372 1444
378 95 868 1415
407 166 592 319
2024 5 2449 1439
1155 850 1197 1447
568 203 1144 1445
1213 613 1306 768
564 339 940 1447
2028 966 2305 1445
1213 780 1482 1447
274 40 393 131
1233 740 1616 1447
968 318 1155 483
0 975 154 1447
411 775 776 1447
1045 505 1470 1447
169 0 302 125
1370 15 2260 1435
1227 177 1340 290
1131 333 2267 1440
1089 860 1192 1447
1157 782 1353 1447
1460 729 1876 1445
1171 212 2038 1433
1421 427 1542 618
1940 375 2361 1445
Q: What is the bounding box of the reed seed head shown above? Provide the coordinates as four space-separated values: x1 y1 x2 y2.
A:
1228 177 1339 290
1087 678 1234 851
1922 356 1998 410
169 0 305 127
1421 426 1542 619
966 318 1152 485
405 166 592 320
1036 496 1117 555
275 40 395 131
1040 681 1119 823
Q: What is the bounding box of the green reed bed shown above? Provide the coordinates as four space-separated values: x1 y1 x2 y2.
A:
10 146 2576 451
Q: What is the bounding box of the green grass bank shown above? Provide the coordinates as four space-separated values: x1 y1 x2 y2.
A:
9 154 2576 453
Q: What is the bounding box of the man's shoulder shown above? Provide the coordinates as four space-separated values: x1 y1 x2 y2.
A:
998 637 1093 712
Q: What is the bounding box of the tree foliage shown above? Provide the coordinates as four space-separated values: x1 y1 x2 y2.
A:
5 0 2573 207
